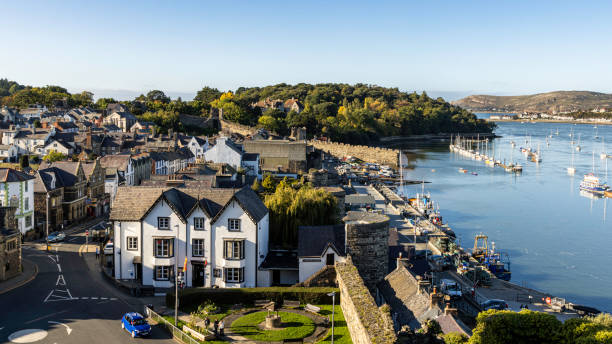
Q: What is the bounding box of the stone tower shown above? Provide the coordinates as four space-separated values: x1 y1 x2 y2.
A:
343 211 390 293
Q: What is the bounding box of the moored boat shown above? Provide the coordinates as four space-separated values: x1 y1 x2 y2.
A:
579 173 609 195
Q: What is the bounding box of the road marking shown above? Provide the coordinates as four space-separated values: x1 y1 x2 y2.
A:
56 255 59 262
25 310 68 324
47 255 57 263
80 297 89 299
43 290 53 303
100 297 107 300
56 264 61 273
8 329 48 343
43 289 73 303
90 297 98 300
48 321 72 335
110 297 117 300
55 275 65 286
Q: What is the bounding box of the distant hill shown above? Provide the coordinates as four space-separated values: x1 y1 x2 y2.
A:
452 91 612 113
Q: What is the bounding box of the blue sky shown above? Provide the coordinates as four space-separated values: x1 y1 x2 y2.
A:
2 0 612 100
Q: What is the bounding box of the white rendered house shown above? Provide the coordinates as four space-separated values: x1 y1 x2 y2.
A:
110 186 270 289
0 169 35 234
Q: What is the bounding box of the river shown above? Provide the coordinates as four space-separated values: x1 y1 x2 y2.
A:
399 119 612 312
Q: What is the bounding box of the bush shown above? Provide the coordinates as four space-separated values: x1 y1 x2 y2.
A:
443 332 468 344
470 310 562 344
167 287 339 308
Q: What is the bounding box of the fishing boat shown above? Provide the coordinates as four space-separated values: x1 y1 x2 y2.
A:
472 235 511 281
580 173 609 195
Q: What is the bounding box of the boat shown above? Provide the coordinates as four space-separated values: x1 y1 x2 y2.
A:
471 172 478 176
513 164 523 172
568 142 576 175
576 134 582 152
556 128 559 135
605 190 612 198
472 234 511 281
458 168 468 173
595 126 600 139
600 138 608 160
580 173 609 195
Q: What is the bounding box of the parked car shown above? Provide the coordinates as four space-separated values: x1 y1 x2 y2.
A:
481 299 509 311
440 278 462 298
47 231 66 243
103 242 114 255
121 312 151 337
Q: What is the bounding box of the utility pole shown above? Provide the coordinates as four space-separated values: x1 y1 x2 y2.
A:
46 193 50 252
327 292 336 344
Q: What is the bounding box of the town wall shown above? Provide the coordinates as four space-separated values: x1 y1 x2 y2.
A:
219 119 257 137
308 140 399 167
335 258 396 344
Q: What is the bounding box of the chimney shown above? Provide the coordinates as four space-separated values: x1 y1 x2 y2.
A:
42 121 48 129
444 304 458 316
430 288 443 308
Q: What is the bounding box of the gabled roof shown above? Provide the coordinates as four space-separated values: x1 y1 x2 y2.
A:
298 225 345 258
0 168 35 182
38 161 82 186
110 186 268 225
100 154 131 171
34 167 68 192
81 161 98 178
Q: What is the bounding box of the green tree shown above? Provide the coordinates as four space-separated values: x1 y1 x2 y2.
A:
261 174 276 193
194 87 222 107
19 155 29 169
33 120 41 128
43 150 67 162
146 90 170 103
251 178 261 193
443 333 468 344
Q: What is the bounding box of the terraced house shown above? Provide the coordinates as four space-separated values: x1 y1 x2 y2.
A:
110 187 270 289
38 161 87 223
0 169 35 234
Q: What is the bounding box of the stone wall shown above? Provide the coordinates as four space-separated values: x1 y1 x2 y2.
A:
219 119 257 137
309 140 399 167
294 265 337 287
344 211 390 293
336 258 396 344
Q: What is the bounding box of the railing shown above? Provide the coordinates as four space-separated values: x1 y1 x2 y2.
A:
144 306 202 344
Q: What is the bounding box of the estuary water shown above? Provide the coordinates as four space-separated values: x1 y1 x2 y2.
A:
400 119 612 312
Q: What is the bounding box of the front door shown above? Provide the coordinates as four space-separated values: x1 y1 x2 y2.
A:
272 270 281 286
192 264 205 287
326 253 335 265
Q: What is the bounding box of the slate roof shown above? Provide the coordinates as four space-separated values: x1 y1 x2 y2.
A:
436 314 472 337
260 251 299 270
55 122 78 130
242 153 259 162
103 124 122 132
100 154 131 171
0 168 35 182
38 161 81 186
81 161 97 178
110 186 267 224
298 224 345 258
34 167 67 192
378 263 440 330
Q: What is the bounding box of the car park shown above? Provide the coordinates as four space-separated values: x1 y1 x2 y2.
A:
121 312 151 337
481 299 509 311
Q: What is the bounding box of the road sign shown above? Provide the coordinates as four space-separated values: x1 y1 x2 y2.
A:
85 230 89 237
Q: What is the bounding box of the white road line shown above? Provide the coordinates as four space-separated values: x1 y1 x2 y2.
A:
25 310 68 324
100 297 107 300
56 275 66 286
81 297 89 299
90 297 98 300
47 255 57 263
56 264 62 273
43 290 53 303
110 298 117 300
66 289 72 299
71 297 79 300
56 255 59 262
48 321 72 335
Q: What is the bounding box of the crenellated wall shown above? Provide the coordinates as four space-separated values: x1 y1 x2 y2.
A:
336 258 396 344
308 140 399 167
219 119 257 137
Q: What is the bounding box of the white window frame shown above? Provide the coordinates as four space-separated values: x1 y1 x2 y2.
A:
154 238 173 258
224 240 244 260
228 218 241 232
154 265 170 280
194 217 205 231
224 267 244 283
127 237 138 251
192 239 204 257
158 217 170 230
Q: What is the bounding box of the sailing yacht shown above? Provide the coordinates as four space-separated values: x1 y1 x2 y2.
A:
601 138 608 160
579 152 609 195
567 142 576 175
575 133 582 152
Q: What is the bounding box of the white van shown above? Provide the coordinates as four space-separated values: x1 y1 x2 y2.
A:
440 279 462 298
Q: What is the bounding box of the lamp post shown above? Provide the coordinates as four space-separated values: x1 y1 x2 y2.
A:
174 224 179 327
327 292 336 344
46 193 50 252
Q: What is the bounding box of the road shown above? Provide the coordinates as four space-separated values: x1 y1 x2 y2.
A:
0 220 175 344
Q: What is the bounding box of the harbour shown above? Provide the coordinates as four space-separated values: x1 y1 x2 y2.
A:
397 120 612 313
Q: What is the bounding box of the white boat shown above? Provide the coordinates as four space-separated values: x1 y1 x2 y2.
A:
576 134 582 152
579 153 609 194
568 142 576 175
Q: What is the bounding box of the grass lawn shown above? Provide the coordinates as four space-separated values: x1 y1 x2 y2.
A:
317 304 352 344
161 316 226 344
231 311 315 341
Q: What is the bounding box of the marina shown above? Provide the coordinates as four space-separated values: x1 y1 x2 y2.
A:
398 120 612 312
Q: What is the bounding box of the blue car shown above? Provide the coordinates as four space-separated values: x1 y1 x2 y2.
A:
121 312 151 338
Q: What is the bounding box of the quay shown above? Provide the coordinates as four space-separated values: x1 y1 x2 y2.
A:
357 182 589 321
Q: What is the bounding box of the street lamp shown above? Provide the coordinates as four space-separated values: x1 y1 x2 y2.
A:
46 193 50 252
327 292 336 344
174 224 179 327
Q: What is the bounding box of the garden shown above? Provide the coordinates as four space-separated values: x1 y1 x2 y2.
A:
160 287 352 343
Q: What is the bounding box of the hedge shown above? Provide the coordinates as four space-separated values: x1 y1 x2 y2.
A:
166 287 339 308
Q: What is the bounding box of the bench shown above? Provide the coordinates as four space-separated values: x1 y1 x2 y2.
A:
304 304 321 314
283 300 300 309
254 299 271 307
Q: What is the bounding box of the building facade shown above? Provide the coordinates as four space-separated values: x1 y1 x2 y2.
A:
0 169 35 234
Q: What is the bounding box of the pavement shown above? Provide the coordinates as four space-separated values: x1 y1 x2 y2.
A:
0 258 38 295
0 217 175 344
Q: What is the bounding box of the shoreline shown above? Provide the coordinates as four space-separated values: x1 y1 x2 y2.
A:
487 118 612 126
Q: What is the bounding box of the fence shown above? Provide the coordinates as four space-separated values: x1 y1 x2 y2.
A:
144 306 201 344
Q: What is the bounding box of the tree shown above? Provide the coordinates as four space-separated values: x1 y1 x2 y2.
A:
261 174 276 193
257 115 279 132
33 120 41 128
146 90 170 103
194 87 222 106
95 97 117 110
251 179 261 193
469 310 562 344
443 333 468 344
19 155 29 169
43 150 67 163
